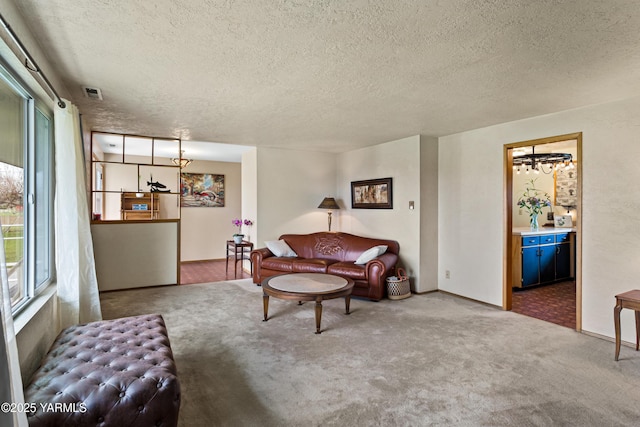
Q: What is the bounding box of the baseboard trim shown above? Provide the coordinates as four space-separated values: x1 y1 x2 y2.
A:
437 290 503 310
181 258 226 263
580 329 638 349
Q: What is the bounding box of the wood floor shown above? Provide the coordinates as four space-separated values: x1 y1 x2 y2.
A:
180 259 252 285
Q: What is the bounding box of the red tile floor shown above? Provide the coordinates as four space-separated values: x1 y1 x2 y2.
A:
180 259 252 285
511 281 576 329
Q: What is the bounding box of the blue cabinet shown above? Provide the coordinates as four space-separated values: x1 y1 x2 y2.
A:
515 232 574 288
521 247 540 287
555 242 572 280
539 244 556 283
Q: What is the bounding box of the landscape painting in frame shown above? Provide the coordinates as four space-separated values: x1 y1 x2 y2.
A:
180 173 225 207
351 177 393 209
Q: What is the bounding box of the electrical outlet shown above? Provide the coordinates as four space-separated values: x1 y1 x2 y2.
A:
445 270 450 279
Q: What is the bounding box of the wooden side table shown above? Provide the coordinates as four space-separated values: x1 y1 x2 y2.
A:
614 289 640 361
226 240 254 278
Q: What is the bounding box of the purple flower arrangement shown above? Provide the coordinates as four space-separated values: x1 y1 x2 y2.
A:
232 218 253 236
517 179 551 216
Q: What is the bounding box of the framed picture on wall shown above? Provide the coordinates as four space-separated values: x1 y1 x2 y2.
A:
180 173 225 207
555 166 577 207
351 177 393 209
554 214 573 227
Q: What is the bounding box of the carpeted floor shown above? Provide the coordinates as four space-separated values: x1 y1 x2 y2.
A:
100 280 640 426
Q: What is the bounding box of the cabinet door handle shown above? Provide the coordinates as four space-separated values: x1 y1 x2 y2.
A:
556 246 560 254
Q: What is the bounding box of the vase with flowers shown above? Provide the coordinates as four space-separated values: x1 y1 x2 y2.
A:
232 218 253 243
517 179 552 231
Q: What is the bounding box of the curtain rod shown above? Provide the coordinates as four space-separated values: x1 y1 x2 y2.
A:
0 12 66 108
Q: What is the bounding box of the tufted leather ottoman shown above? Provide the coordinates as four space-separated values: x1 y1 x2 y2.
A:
24 314 180 427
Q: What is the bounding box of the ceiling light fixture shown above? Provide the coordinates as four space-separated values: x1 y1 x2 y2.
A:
513 146 573 175
172 150 193 169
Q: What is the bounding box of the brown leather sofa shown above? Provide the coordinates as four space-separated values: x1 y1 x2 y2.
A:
250 232 399 301
24 314 180 427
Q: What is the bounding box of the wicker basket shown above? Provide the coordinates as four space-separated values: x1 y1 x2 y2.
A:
386 268 411 300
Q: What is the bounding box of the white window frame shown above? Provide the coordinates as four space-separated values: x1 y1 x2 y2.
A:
0 59 55 316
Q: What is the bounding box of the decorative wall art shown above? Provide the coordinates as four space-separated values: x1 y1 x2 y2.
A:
180 173 225 207
351 177 393 209
555 166 577 207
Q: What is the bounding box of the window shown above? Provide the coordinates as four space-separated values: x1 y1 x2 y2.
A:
0 63 54 313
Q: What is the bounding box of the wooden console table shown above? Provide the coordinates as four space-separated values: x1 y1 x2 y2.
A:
226 240 253 278
614 289 640 361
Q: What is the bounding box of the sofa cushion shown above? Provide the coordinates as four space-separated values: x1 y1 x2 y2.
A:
354 246 381 265
327 262 366 280
262 257 296 271
354 245 388 265
292 258 336 273
375 245 388 256
265 239 297 257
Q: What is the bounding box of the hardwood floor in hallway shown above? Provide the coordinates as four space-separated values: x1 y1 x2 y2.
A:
180 259 252 285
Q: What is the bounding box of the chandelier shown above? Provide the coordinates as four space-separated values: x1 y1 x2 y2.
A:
513 147 574 175
171 150 192 169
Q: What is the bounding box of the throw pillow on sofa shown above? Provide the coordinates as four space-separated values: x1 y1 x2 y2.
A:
265 240 298 257
354 245 387 265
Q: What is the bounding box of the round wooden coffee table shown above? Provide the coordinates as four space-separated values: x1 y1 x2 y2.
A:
261 273 355 334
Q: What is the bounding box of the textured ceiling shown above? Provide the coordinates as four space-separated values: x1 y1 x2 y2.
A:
11 0 640 154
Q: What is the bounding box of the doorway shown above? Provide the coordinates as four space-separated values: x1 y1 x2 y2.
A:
503 133 582 331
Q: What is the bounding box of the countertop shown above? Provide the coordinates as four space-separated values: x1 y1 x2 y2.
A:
513 226 576 236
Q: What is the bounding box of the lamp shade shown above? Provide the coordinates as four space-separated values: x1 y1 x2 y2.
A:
318 197 340 210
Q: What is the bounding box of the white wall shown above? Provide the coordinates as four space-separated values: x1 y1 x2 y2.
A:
241 149 258 271
180 160 242 261
92 221 179 289
242 149 258 245
16 292 58 383
439 95 640 341
255 147 337 246
420 136 438 292
337 136 422 289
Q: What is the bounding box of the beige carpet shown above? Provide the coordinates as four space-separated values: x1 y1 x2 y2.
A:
100 280 640 426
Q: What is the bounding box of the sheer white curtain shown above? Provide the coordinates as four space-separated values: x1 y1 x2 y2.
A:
0 230 27 427
54 100 102 328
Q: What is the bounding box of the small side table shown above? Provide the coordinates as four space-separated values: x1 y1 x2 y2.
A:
614 289 640 361
226 240 254 279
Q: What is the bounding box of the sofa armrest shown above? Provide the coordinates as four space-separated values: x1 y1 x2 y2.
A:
366 253 398 282
364 253 398 300
367 252 398 276
250 247 273 265
250 248 273 285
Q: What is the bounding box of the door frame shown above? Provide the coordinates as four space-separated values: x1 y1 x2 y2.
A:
503 132 582 331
